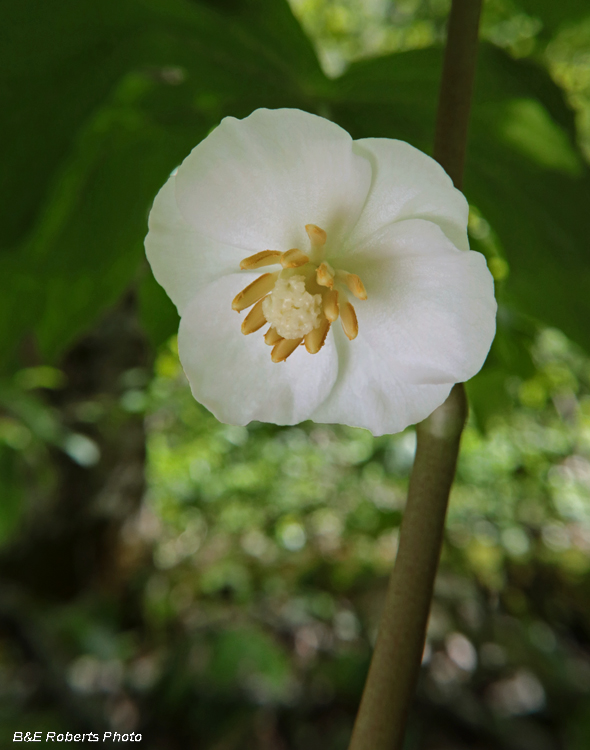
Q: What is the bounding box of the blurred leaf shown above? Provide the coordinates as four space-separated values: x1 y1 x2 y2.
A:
516 0 590 36
0 0 325 364
466 303 537 428
208 0 326 85
0 0 321 251
0 446 25 546
138 266 180 349
208 627 290 697
466 368 510 429
25 77 194 358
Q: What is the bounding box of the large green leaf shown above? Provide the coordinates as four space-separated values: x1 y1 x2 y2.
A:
0 0 325 364
0 0 321 251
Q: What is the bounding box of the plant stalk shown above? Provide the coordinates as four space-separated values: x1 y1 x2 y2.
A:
348 1 482 748
434 0 483 189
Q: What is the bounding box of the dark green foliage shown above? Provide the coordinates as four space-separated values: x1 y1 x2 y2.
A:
1 0 589 370
516 0 590 37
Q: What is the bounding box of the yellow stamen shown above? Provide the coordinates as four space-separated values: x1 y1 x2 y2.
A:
241 297 267 335
304 318 330 354
240 250 282 270
280 248 310 269
338 271 367 301
235 224 367 360
305 224 327 248
322 289 339 322
271 337 303 363
264 327 283 346
232 272 278 312
340 301 359 340
316 262 335 288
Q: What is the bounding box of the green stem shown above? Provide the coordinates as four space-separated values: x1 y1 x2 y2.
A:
434 0 483 188
348 2 482 748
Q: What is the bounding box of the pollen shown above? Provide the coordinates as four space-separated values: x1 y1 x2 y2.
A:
235 225 367 362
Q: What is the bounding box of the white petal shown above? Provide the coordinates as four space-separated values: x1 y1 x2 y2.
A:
350 219 497 385
175 108 372 253
310 325 453 436
178 273 338 426
145 176 244 314
345 138 469 252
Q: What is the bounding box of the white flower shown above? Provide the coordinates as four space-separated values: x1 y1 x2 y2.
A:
145 108 496 436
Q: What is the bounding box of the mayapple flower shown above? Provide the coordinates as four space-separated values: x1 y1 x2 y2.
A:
145 108 496 436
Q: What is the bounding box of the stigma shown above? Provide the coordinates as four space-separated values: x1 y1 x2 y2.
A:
232 225 367 362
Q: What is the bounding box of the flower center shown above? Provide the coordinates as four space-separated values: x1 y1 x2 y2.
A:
261 276 322 339
232 224 367 363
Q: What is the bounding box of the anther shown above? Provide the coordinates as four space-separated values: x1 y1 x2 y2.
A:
240 250 282 270
340 301 359 340
316 262 335 288
264 327 283 346
232 272 279 312
305 224 327 248
280 248 310 269
271 337 303 363
304 318 330 354
322 289 339 322
241 297 267 334
338 271 367 300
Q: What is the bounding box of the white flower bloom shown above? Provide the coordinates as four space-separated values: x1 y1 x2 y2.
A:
145 108 496 436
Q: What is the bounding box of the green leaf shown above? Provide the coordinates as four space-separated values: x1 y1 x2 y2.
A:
516 0 590 37
138 265 180 349
0 0 326 365
466 306 536 429
0 0 322 252
24 72 208 359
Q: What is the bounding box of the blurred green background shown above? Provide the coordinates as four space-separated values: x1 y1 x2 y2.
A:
2 0 590 747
